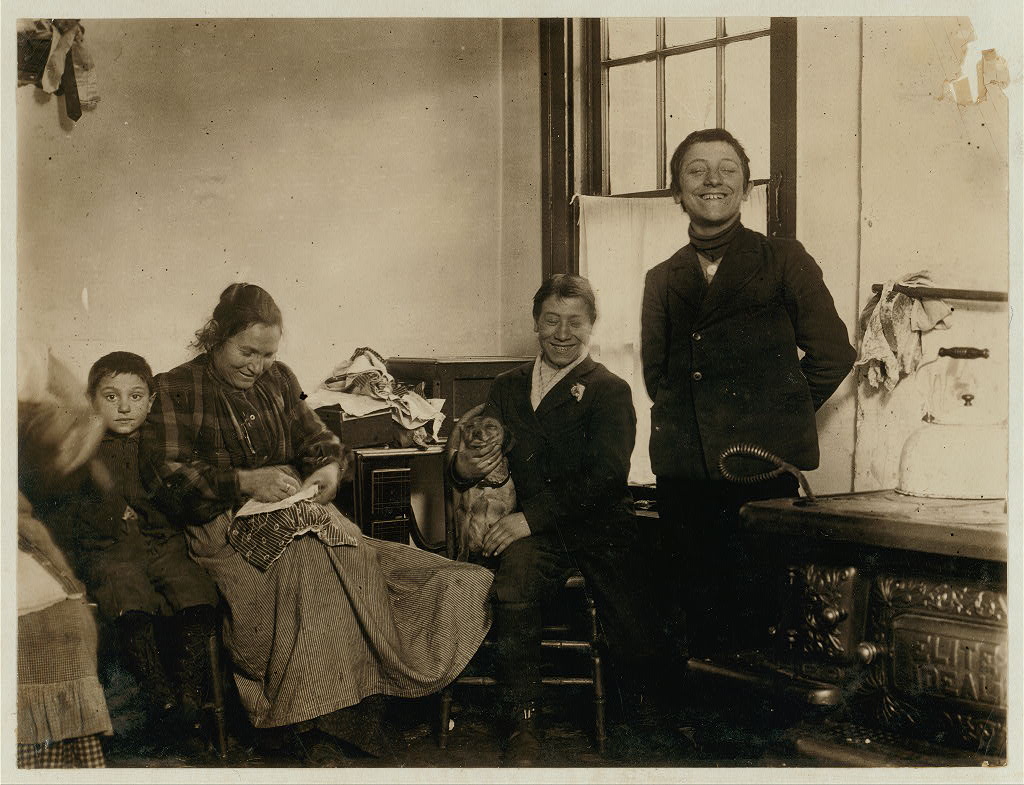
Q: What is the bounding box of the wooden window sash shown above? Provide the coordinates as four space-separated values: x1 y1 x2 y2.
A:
539 17 797 278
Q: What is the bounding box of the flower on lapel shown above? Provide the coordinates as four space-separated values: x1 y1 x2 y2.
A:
570 382 586 402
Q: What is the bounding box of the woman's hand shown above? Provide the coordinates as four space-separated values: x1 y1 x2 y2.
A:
237 465 302 502
301 463 342 505
480 512 531 558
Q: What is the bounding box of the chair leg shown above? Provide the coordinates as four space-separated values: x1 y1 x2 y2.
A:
208 631 228 759
438 687 453 749
592 651 606 756
585 593 606 755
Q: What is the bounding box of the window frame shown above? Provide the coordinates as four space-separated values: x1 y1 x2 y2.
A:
540 17 797 278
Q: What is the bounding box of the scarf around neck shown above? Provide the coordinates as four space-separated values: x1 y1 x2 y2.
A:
688 219 742 261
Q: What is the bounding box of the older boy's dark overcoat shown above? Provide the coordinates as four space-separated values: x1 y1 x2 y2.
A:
641 225 856 480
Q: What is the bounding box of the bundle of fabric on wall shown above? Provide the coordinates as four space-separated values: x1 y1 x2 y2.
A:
855 270 953 391
308 347 445 446
17 19 100 122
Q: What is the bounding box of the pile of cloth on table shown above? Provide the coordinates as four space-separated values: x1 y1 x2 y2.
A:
305 347 445 448
855 270 953 391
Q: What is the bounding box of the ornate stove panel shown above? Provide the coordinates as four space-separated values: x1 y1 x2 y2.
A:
734 492 1008 764
852 575 1008 756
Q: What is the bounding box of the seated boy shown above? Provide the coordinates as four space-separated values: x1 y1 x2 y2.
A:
64 351 220 745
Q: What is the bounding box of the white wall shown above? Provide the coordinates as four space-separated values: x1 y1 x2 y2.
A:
17 18 537 393
18 16 1009 500
854 17 1010 491
797 17 863 494
498 19 543 356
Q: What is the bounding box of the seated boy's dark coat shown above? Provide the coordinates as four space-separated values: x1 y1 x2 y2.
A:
52 429 217 620
73 432 180 549
487 356 637 550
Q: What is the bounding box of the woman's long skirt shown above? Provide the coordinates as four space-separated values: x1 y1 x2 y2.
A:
185 506 493 728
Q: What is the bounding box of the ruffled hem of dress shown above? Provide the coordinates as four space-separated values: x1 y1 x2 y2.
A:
18 678 113 744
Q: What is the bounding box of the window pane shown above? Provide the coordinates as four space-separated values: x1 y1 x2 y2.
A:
664 17 716 47
608 61 656 193
606 18 655 59
664 49 717 184
726 17 771 36
724 36 771 181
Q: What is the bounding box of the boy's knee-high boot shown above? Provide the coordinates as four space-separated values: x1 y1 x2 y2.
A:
115 610 177 720
493 601 543 765
493 601 543 713
175 604 218 727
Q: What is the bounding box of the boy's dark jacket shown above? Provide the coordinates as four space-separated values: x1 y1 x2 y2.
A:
49 431 178 553
482 357 637 549
641 225 856 480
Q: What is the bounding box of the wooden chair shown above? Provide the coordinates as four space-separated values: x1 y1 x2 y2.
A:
436 569 607 754
206 623 229 759
437 447 607 754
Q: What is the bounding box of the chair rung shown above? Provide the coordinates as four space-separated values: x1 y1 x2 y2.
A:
477 639 594 650
541 676 594 686
455 675 595 687
540 640 592 651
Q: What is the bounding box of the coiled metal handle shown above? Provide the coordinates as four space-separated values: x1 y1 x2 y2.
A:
718 443 817 502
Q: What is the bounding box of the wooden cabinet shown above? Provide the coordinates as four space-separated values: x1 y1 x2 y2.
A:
385 356 532 437
344 444 447 547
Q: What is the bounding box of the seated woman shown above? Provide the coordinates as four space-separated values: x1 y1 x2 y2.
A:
141 282 493 759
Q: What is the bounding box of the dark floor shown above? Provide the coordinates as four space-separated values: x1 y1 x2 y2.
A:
98 643 1008 772
99 655 815 770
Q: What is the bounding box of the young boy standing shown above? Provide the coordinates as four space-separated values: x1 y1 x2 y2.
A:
67 352 220 746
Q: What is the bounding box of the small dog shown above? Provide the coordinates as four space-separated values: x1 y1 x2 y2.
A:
452 410 516 560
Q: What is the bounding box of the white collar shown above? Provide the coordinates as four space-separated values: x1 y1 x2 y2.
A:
530 349 588 411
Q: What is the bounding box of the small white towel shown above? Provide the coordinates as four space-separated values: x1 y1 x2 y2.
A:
855 271 952 391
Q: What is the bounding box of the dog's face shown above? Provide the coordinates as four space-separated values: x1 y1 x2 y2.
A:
461 414 505 456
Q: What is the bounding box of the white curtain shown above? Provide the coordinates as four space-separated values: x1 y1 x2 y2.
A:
578 186 768 484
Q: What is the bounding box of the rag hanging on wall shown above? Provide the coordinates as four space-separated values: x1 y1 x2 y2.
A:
17 19 99 123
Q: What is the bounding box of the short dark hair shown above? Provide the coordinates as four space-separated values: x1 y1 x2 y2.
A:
669 128 751 201
87 351 154 398
192 283 283 353
532 274 598 323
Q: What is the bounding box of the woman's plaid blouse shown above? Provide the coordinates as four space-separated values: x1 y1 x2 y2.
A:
141 354 345 526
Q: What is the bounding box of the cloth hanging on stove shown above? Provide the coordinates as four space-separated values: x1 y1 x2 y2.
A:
855 270 952 391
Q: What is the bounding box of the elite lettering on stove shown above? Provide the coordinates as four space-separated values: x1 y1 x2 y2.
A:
892 615 1007 708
